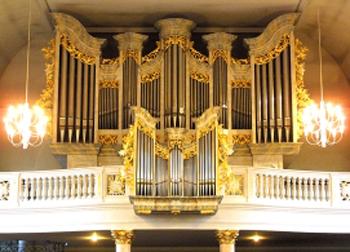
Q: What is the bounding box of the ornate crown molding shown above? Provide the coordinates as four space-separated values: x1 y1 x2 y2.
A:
52 13 105 58
203 32 237 52
155 18 196 39
244 13 300 58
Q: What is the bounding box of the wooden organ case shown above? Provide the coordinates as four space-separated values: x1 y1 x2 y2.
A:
42 12 310 214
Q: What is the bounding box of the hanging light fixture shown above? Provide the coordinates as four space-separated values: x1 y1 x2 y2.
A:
3 0 48 149
302 10 345 148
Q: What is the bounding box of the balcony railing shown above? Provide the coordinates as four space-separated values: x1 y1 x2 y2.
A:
0 166 349 210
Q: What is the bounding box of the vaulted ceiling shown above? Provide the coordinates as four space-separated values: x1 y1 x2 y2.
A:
0 0 350 82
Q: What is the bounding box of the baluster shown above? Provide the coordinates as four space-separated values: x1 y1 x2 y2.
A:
259 174 264 198
42 177 47 200
325 179 329 201
286 177 291 200
59 177 64 199
53 177 58 199
71 176 76 199
275 176 280 199
65 176 70 199
48 177 53 200
23 179 29 201
291 177 296 200
77 175 82 198
281 176 286 200
256 174 260 198
35 178 42 200
83 175 88 198
306 178 310 201
270 175 275 199
30 178 35 201
297 177 302 200
94 173 99 197
319 179 325 202
88 174 94 197
314 178 319 201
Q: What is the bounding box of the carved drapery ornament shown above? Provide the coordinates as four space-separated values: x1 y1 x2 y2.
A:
254 34 290 64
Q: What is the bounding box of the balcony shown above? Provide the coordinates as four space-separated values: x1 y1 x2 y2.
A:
0 165 350 233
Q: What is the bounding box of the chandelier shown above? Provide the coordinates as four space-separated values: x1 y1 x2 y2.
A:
3 0 48 149
302 10 345 148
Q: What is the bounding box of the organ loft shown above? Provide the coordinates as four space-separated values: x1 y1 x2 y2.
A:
39 12 310 214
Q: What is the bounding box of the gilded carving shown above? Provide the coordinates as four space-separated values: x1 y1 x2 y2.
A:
226 174 244 196
254 34 290 64
231 80 251 89
155 142 169 160
190 72 209 83
216 230 239 244
142 42 161 64
98 134 119 145
162 36 189 50
107 173 125 196
340 181 350 201
232 58 250 65
212 49 229 64
101 58 120 66
0 181 9 201
111 230 134 245
295 39 312 140
231 134 252 145
189 45 209 64
60 33 96 64
99 80 119 89
141 72 160 83
119 125 135 193
155 18 195 40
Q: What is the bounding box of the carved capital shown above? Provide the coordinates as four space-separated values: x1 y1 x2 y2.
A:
203 32 237 52
111 230 134 245
155 18 195 39
216 230 239 244
114 32 148 52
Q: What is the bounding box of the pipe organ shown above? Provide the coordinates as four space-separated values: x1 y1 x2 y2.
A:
43 12 310 208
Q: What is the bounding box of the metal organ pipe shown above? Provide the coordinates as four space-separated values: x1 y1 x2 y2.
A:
82 64 89 143
261 64 268 143
275 56 283 143
75 60 82 142
268 61 275 142
283 48 291 142
59 48 68 142
255 65 262 143
68 55 75 143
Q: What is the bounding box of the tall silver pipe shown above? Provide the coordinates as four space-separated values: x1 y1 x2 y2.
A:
268 61 275 142
82 63 89 143
59 49 68 142
275 56 283 142
75 60 82 141
262 64 268 143
68 55 75 142
255 65 262 143
89 65 95 142
283 48 291 142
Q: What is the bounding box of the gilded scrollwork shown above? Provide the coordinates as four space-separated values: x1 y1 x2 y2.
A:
141 72 160 83
211 49 229 64
162 36 190 50
99 80 119 89
190 72 209 83
231 134 252 145
231 58 250 65
254 34 290 65
189 45 209 64
60 33 96 64
142 42 161 64
155 142 169 160
295 39 312 140
101 57 120 66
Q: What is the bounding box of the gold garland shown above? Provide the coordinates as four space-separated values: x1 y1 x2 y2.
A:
142 42 161 64
182 143 197 159
162 36 189 50
231 80 251 89
217 125 235 195
212 49 229 64
190 72 209 83
119 125 136 194
101 57 120 66
255 34 290 65
295 38 312 140
141 72 160 83
189 46 209 64
98 134 119 145
122 49 140 64
155 142 169 160
99 80 119 89
60 33 96 64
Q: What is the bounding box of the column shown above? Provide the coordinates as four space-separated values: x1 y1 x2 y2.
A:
111 230 134 252
216 230 239 252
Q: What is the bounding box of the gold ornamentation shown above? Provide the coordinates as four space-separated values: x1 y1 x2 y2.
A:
119 125 135 193
212 49 229 63
162 36 189 50
231 80 251 89
231 134 252 145
99 80 119 89
196 107 221 138
254 34 290 64
216 230 239 244
189 46 209 64
60 33 96 64
141 72 160 83
122 49 140 64
98 134 119 145
232 58 250 65
101 58 120 66
0 181 10 201
142 43 161 64
107 173 125 196
226 174 244 196
111 230 134 245
182 143 197 159
190 72 209 83
155 142 169 160
295 39 312 140
340 181 350 201
217 126 235 195
38 39 55 110
129 196 223 215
